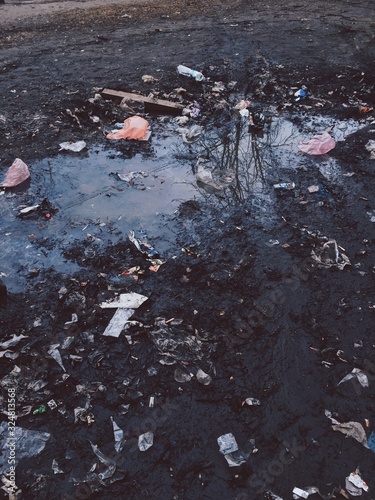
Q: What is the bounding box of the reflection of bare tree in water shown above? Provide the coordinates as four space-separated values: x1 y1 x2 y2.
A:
195 117 299 207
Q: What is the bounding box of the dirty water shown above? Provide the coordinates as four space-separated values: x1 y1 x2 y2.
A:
0 113 365 293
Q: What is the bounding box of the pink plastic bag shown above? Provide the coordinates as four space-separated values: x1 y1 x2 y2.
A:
0 158 30 187
107 116 149 140
298 130 335 155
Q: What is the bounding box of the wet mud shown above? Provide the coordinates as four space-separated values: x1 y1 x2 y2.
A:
1 0 375 499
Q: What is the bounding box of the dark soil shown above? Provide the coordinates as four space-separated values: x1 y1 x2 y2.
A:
1 1 375 499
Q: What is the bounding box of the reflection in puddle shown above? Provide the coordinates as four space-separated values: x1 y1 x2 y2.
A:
0 112 366 291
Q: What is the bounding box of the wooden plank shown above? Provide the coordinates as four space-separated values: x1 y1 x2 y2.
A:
101 88 183 115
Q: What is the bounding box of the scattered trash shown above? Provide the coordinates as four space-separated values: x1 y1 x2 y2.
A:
0 158 30 187
103 308 136 338
244 398 261 406
90 441 116 479
48 344 66 371
138 431 154 451
0 421 50 473
142 74 158 83
234 99 250 116
217 433 238 455
33 404 47 414
182 100 200 118
52 458 64 474
298 130 335 155
0 334 28 349
294 85 307 102
292 486 320 498
19 204 40 215
177 64 205 82
308 185 320 193
346 471 369 494
177 124 203 143
175 115 189 126
311 239 351 270
174 367 192 383
326 411 369 449
59 141 87 152
110 417 124 453
273 182 295 190
365 140 375 159
107 116 150 141
64 313 78 329
100 292 148 309
338 368 369 388
129 230 160 259
196 368 212 385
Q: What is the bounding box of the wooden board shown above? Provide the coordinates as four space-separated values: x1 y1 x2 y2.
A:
101 88 183 115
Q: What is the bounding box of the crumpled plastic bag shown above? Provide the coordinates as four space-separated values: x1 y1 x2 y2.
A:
298 130 335 155
311 239 350 270
107 116 149 140
332 421 369 449
0 158 30 187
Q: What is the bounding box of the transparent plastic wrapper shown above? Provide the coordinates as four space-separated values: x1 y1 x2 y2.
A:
298 130 335 155
0 422 50 473
59 141 86 152
107 116 149 140
217 433 238 455
138 432 154 451
90 442 116 480
0 158 30 187
337 368 369 388
196 368 212 385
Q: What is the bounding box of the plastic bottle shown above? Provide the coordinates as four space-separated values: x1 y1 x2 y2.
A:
177 65 205 82
33 404 47 415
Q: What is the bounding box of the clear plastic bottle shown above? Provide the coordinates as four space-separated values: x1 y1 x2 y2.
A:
177 65 205 82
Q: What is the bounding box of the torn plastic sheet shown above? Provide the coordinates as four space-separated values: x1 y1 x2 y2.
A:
217 433 239 455
103 308 135 337
0 350 19 360
90 442 116 480
311 239 350 270
0 158 30 187
346 471 369 494
129 230 160 258
99 292 148 309
0 421 50 473
110 417 124 453
48 344 66 371
0 334 28 349
59 140 86 152
325 412 369 449
298 130 335 155
138 432 154 451
337 368 369 388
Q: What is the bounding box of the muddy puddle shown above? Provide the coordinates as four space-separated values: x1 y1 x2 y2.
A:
0 112 365 293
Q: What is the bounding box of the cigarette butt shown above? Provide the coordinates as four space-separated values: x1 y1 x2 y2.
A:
149 396 155 408
365 419 370 428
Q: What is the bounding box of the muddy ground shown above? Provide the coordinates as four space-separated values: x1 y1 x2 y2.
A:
1 0 375 499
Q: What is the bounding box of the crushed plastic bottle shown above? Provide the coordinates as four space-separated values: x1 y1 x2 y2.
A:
177 65 205 82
